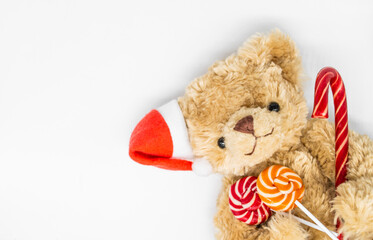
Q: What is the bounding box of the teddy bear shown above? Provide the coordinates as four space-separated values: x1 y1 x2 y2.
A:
129 30 373 240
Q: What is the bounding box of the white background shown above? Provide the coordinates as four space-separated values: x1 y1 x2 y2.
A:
0 1 372 240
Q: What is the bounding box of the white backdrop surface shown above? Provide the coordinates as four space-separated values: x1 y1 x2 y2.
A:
0 1 372 240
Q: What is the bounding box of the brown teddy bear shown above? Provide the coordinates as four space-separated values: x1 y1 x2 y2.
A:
129 30 373 240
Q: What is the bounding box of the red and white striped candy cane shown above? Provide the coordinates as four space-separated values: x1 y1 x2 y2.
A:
311 67 348 239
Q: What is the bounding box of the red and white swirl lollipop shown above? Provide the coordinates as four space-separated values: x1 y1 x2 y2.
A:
229 176 271 225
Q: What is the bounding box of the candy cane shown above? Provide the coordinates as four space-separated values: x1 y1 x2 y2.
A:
311 67 349 239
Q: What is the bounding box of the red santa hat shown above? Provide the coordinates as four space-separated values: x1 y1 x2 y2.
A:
129 100 212 175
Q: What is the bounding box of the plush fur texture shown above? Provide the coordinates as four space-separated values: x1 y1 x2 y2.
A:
178 30 373 239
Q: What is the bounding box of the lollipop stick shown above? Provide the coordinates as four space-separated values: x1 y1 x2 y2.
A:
291 214 337 236
275 211 337 236
295 200 338 240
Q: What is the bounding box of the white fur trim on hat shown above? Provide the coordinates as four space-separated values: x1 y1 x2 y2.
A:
157 100 194 160
157 100 213 176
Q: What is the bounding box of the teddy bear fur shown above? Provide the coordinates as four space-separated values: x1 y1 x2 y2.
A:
178 30 373 240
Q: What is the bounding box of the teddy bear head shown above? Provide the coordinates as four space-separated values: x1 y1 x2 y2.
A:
178 31 308 175
129 31 308 176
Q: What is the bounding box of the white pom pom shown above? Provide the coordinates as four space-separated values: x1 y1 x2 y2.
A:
192 158 213 176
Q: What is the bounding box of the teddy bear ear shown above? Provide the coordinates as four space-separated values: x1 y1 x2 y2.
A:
238 29 303 86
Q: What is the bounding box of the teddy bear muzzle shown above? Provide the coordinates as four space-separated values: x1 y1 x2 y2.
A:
232 114 274 155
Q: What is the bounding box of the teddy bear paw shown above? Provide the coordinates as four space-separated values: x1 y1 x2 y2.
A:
333 178 373 240
265 213 310 240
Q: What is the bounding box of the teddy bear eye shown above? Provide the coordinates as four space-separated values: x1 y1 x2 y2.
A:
268 102 280 112
217 137 225 149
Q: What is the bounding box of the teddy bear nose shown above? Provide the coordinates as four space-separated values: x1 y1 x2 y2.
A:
233 115 254 134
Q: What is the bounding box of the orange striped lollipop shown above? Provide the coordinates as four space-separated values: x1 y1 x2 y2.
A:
257 165 305 211
257 165 338 240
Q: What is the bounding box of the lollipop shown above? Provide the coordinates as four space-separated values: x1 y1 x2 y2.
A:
229 176 272 225
257 165 304 211
257 165 338 240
